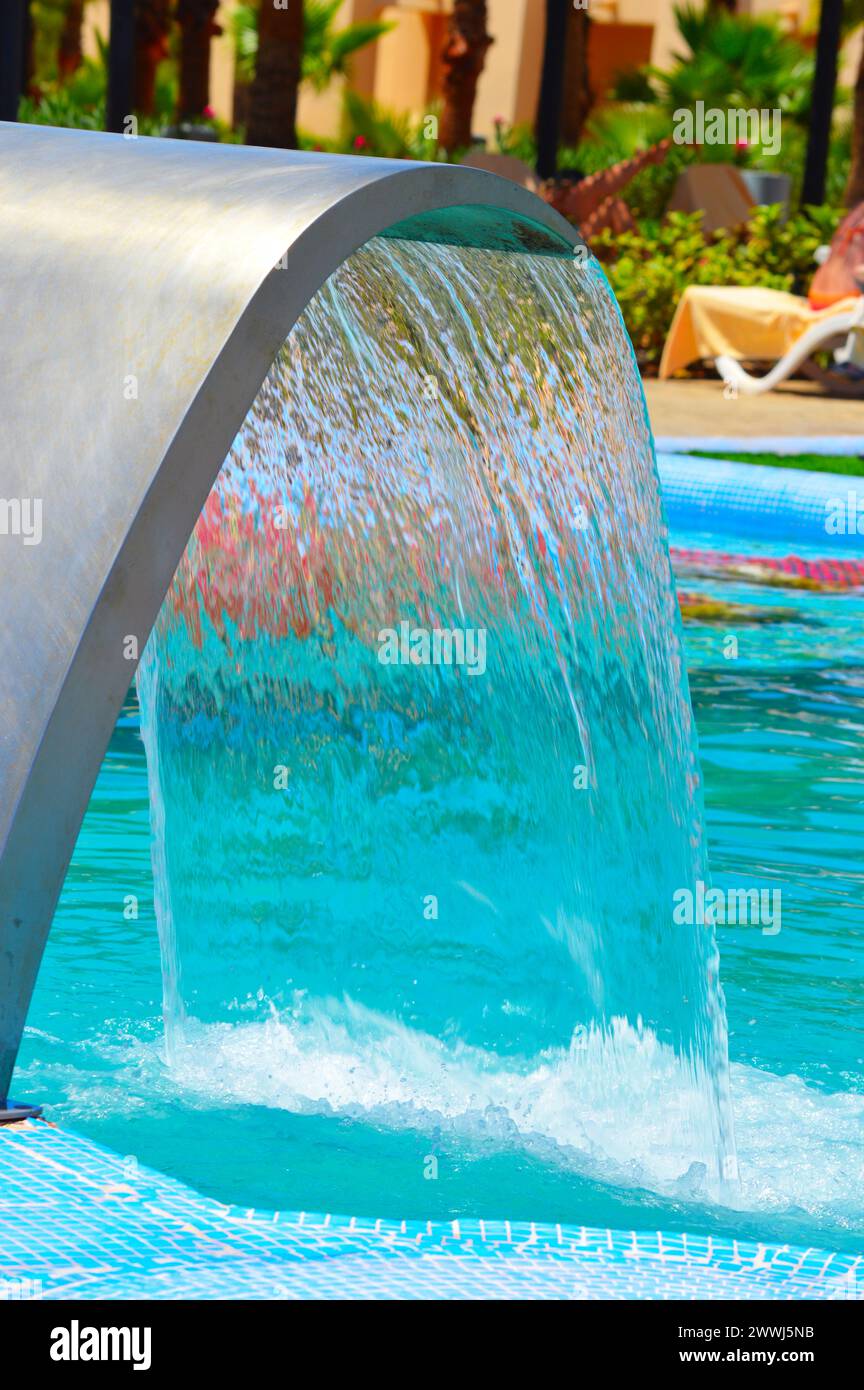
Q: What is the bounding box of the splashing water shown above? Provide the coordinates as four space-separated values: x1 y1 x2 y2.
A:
137 236 736 1200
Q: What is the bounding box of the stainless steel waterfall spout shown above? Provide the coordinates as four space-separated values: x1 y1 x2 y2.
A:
0 123 582 1094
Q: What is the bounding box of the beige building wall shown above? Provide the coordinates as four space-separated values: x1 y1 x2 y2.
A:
474 0 539 134
373 6 434 116
82 0 109 60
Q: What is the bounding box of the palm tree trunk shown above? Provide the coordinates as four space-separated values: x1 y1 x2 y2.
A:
177 0 220 120
846 37 864 207
544 139 670 232
247 0 304 149
134 0 172 115
439 0 492 155
560 2 592 150
58 0 86 79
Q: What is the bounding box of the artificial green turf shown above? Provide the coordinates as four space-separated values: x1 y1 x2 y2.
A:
690 449 864 476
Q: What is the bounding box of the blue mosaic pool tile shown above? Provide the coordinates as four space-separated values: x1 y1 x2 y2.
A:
657 453 864 551
0 1121 861 1300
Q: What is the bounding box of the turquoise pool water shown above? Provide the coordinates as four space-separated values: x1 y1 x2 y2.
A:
15 533 864 1254
11 233 863 1260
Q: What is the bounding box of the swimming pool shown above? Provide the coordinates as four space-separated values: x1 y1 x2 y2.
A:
14 497 864 1263
3 125 859 1308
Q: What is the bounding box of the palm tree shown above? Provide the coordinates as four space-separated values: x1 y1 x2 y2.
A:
301 0 390 91
561 0 592 150
176 0 220 120
247 0 304 149
133 0 172 115
439 0 492 155
545 139 672 237
843 2 864 206
231 1 390 110
655 4 814 129
58 0 86 78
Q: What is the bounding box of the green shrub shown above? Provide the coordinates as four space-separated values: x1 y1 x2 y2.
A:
18 27 180 135
339 91 442 160
558 105 696 222
594 204 845 367
652 4 816 135
607 68 657 105
19 88 102 130
491 120 537 165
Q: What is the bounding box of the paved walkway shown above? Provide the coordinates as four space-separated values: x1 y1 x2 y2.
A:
645 378 864 440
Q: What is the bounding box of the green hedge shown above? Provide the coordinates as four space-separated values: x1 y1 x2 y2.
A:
594 204 845 368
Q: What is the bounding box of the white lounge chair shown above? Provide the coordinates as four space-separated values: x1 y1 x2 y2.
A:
715 292 864 397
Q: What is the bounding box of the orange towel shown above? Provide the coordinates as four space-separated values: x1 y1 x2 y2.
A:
659 285 859 379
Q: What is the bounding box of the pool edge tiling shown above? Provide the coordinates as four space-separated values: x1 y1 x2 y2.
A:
655 436 864 457
1 1121 860 1301
656 452 864 548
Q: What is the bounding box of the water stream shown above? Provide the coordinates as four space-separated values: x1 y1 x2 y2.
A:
136 235 737 1200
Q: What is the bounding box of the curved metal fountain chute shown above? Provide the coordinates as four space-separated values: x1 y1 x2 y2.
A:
0 123 582 1095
